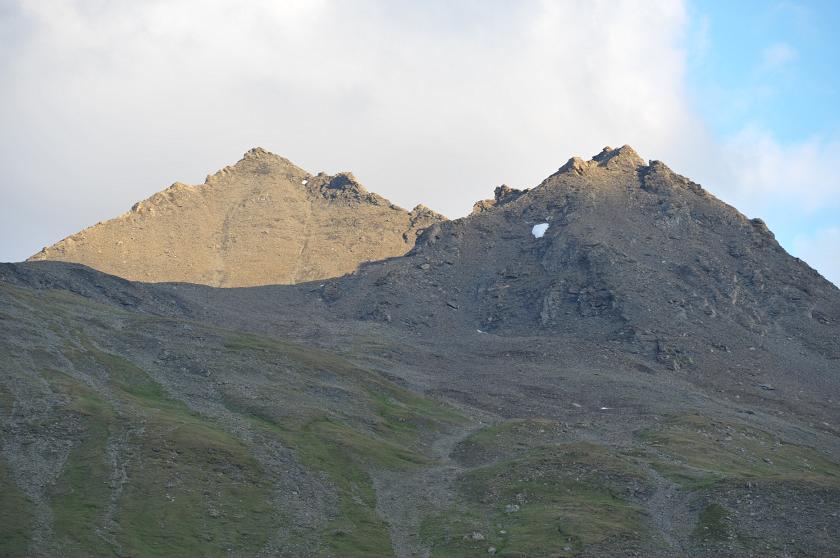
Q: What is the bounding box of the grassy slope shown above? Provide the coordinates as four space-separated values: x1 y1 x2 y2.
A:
2 284 840 557
635 413 840 489
0 461 34 557
0 284 466 557
0 380 36 557
425 419 651 557
427 416 840 557
46 342 277 558
220 333 465 557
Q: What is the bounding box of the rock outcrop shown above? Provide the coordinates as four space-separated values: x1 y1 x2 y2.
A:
471 184 529 214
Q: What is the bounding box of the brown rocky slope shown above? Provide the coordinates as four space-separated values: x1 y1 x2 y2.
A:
28 148 444 287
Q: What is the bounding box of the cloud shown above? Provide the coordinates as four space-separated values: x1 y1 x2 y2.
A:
0 0 697 262
792 227 840 287
692 127 840 215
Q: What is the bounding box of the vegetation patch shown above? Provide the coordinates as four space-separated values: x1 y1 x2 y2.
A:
425 441 649 557
58 341 276 557
693 503 730 541
0 460 35 558
115 411 274 558
453 418 568 466
219 331 467 557
46 374 114 557
636 414 840 489
223 394 432 557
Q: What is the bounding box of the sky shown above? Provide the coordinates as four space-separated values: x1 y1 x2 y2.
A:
1 0 838 286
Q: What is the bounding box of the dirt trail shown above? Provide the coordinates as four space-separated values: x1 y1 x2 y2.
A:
639 461 693 555
373 418 488 558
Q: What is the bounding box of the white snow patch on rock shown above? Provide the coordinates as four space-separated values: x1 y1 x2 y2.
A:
532 223 549 238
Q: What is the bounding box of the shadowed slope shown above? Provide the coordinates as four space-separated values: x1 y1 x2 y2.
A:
320 146 839 420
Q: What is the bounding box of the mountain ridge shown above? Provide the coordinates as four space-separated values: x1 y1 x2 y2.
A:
28 147 445 287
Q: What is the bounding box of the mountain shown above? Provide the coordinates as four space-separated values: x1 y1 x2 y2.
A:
28 148 444 287
2 146 839 558
324 145 839 411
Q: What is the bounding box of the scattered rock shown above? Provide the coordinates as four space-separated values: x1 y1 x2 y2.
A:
463 531 486 542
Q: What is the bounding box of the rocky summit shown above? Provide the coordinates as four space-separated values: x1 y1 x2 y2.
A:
1 146 839 558
28 147 444 287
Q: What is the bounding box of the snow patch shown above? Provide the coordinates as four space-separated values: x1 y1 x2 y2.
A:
532 223 549 238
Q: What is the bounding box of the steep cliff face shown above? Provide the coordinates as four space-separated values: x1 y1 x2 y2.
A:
28 148 444 287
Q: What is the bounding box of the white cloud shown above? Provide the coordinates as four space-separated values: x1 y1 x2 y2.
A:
792 228 840 287
0 0 838 284
0 0 695 261
683 127 840 215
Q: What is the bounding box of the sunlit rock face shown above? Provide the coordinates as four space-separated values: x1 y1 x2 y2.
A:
29 147 445 287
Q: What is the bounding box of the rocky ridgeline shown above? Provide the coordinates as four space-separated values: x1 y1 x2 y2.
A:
28 147 444 287
29 144 838 381
320 145 839 394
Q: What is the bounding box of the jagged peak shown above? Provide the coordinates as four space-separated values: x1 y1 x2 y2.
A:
240 146 295 164
204 147 308 184
591 144 644 166
243 146 270 158
494 184 527 202
410 203 435 215
308 171 391 206
410 204 447 221
471 184 529 215
325 172 367 193
558 144 646 176
237 146 304 170
558 156 590 175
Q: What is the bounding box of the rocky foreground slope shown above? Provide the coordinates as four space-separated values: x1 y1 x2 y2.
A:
28 148 444 287
2 146 839 558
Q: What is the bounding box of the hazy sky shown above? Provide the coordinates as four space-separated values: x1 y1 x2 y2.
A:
1 0 838 285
